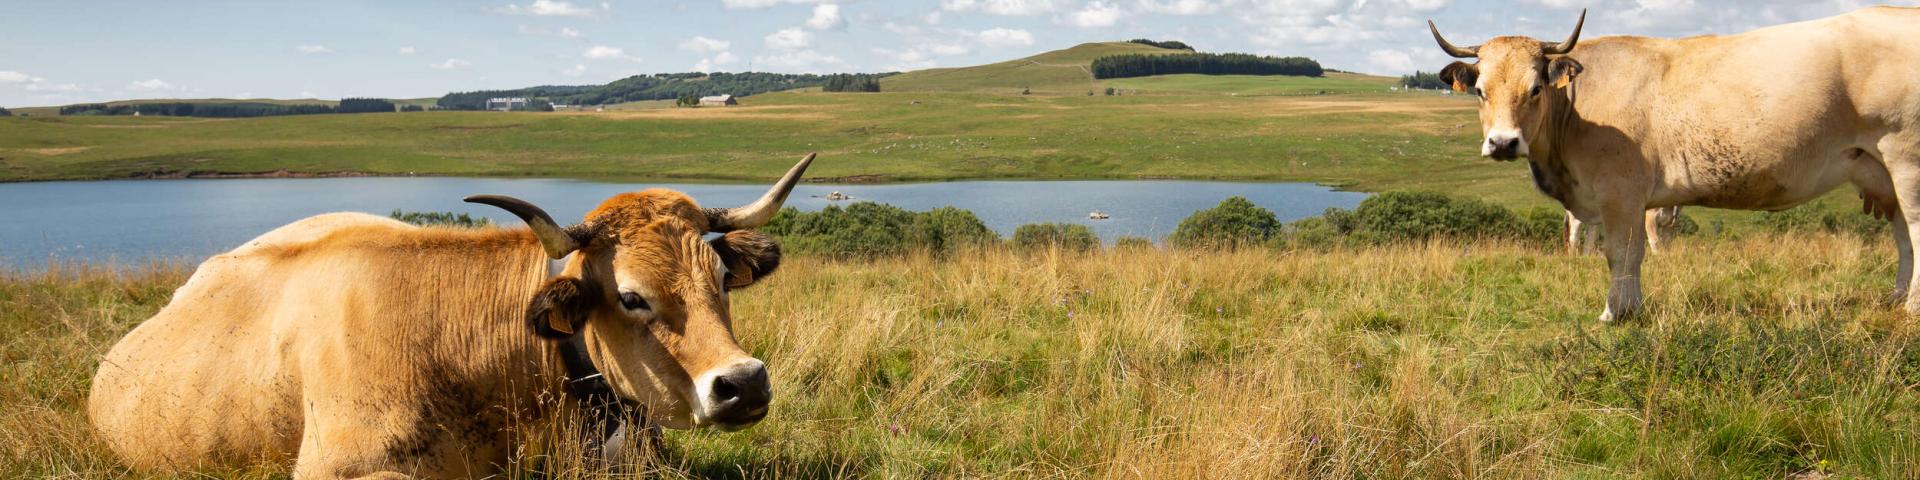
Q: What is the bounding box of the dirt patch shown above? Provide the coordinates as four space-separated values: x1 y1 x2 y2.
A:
22 146 93 156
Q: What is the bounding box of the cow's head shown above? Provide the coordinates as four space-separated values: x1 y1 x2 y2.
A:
1431 10 1587 161
467 154 814 431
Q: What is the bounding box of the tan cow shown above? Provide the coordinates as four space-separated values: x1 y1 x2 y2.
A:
88 154 816 478
1566 207 1681 255
1430 7 1920 320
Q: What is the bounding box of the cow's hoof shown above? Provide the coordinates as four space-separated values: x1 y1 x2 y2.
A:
1887 290 1909 308
1599 307 1614 323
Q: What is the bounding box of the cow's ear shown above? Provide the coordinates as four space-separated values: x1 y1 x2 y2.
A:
1440 61 1478 93
1549 57 1584 88
526 276 596 338
710 231 781 290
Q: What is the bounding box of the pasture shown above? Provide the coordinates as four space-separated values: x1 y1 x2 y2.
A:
5 235 1918 478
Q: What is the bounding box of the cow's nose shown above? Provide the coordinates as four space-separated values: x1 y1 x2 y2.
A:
1485 134 1523 159
707 361 771 428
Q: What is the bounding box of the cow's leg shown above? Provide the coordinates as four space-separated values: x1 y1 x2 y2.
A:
1884 139 1920 313
1644 209 1667 255
1597 200 1649 322
1565 211 1583 255
1892 214 1913 305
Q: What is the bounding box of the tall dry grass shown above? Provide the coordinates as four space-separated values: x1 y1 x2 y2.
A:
4 234 1918 478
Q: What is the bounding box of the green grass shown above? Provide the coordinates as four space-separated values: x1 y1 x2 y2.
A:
7 236 1919 478
882 42 1185 94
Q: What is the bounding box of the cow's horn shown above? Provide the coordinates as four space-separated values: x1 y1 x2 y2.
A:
1541 9 1587 55
464 194 581 259
706 153 816 232
1429 20 1480 58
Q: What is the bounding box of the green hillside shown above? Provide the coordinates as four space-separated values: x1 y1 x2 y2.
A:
881 42 1183 94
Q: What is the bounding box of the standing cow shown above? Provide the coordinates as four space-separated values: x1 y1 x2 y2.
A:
1429 7 1920 320
89 155 816 478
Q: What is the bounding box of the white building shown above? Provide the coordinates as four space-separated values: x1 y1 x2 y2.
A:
698 94 737 107
485 97 529 111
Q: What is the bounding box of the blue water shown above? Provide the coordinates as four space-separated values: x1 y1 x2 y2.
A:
0 178 1365 268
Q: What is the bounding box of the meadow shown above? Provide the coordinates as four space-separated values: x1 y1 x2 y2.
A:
5 234 1918 479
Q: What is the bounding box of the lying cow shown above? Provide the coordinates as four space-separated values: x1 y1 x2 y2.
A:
88 154 816 477
1566 207 1681 256
1430 7 1920 320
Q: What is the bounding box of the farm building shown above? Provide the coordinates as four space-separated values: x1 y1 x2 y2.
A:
485 97 529 111
698 94 737 107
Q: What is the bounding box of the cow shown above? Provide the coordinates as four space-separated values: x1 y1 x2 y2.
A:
1566 207 1682 255
1428 7 1920 321
87 154 817 478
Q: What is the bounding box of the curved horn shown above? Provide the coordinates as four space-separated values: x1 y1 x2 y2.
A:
706 153 816 232
1429 19 1480 58
1541 9 1587 55
464 194 581 259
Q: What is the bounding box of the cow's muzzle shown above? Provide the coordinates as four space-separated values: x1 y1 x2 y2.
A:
697 358 771 431
1483 131 1526 161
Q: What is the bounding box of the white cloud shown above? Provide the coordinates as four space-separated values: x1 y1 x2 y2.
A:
501 0 594 16
583 45 642 62
975 27 1035 48
27 82 81 92
941 0 1062 15
128 79 174 91
722 0 830 8
694 51 741 73
806 4 844 30
0 71 32 83
752 50 851 73
924 11 943 24
679 35 731 53
560 26 582 38
1135 0 1217 14
1366 49 1416 73
765 27 814 50
296 44 332 54
1060 1 1125 27
398 46 417 55
299 91 317 98
562 64 588 77
430 58 473 70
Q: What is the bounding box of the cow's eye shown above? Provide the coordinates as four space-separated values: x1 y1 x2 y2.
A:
1471 87 1484 99
619 291 650 311
1529 85 1543 97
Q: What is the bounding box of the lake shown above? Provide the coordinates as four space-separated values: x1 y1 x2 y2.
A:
0 178 1366 268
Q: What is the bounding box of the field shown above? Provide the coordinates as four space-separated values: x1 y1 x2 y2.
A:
6 236 1918 478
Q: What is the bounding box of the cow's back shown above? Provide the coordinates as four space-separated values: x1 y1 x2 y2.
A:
88 213 414 470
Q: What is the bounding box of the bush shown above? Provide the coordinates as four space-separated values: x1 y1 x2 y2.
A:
1341 191 1525 243
1761 203 1885 238
1169 196 1282 249
1126 39 1194 51
1013 223 1098 253
763 203 999 259
0 106 11 117
390 210 493 228
1114 236 1155 250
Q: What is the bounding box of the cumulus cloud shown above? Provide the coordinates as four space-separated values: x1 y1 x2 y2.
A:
500 0 595 16
806 4 844 30
296 44 332 54
398 46 417 55
562 64 588 77
975 27 1035 48
1060 1 1125 27
128 79 174 91
940 0 1062 16
560 27 582 38
1135 0 1218 14
1365 49 1416 73
752 49 852 73
28 82 81 92
694 51 740 72
679 35 732 53
583 45 642 62
723 0 831 8
764 27 814 50
429 58 473 70
0 71 32 83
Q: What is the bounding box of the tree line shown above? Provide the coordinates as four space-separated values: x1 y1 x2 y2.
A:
437 71 896 110
1091 53 1323 79
1399 71 1449 90
57 98 414 118
821 74 881 93
0 106 11 116
1126 38 1194 51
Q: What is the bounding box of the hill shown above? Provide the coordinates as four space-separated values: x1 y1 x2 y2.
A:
881 42 1183 94
9 98 336 117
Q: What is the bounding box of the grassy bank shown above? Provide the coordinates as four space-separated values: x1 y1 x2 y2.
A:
7 235 1918 478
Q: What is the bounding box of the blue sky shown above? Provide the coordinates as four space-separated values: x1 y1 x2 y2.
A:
0 0 1905 107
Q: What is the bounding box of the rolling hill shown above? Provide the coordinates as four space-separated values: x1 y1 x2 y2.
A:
880 41 1396 96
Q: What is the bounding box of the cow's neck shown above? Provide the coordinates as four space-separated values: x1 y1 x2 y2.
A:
1526 87 1585 205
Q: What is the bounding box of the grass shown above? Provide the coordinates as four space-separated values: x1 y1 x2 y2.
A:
882 42 1185 94
7 234 1919 478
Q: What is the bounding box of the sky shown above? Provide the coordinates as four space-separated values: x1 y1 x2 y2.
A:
1 0 1909 107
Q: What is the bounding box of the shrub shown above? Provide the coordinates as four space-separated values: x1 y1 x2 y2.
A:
1170 196 1282 249
1761 203 1885 238
1113 236 1155 250
390 210 493 228
1013 223 1098 253
0 106 11 117
763 203 999 259
1342 191 1523 243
